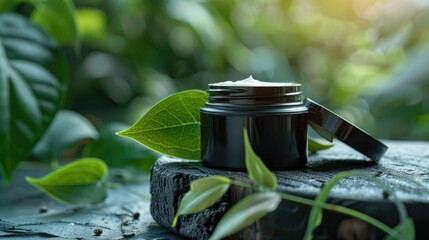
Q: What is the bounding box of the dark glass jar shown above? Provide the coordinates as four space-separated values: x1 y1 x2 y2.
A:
200 82 308 170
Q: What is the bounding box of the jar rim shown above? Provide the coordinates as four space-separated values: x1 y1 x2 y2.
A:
207 83 303 105
208 82 301 87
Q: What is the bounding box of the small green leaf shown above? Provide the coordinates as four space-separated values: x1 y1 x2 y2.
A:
385 218 415 240
31 0 79 46
243 129 277 190
304 171 352 240
84 123 159 172
32 110 99 162
117 90 208 160
208 192 281 240
308 137 335 153
26 158 108 205
309 121 335 142
172 176 231 227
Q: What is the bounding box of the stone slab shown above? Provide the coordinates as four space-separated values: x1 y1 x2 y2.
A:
0 168 183 239
150 140 429 240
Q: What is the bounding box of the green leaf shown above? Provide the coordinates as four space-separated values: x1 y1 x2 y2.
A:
117 90 208 160
25 158 108 205
172 176 231 227
31 0 79 46
243 129 277 190
166 1 222 49
385 218 415 240
84 123 159 172
32 110 99 162
304 171 352 240
308 137 335 153
0 13 69 183
208 192 281 240
309 121 335 142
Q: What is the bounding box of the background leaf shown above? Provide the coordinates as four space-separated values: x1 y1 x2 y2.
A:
117 90 208 160
83 123 159 172
208 192 281 240
0 13 68 183
25 158 108 205
32 110 99 162
31 0 79 46
0 1 14 12
173 176 231 227
308 137 335 153
243 129 277 190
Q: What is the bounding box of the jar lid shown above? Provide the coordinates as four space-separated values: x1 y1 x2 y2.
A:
305 98 388 163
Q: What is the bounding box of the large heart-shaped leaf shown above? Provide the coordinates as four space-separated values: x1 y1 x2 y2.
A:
117 90 208 160
0 13 69 183
26 158 108 205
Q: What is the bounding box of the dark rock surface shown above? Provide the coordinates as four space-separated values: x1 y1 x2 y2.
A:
150 141 429 240
0 168 183 239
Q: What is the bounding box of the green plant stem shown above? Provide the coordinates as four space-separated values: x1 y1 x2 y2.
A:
277 192 400 239
344 172 409 240
231 180 399 239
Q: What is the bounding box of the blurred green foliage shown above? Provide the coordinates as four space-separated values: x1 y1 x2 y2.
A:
6 0 429 141
69 0 429 140
0 13 69 182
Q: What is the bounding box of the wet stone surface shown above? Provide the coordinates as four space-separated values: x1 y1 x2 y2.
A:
2 141 429 239
151 141 429 240
0 168 183 239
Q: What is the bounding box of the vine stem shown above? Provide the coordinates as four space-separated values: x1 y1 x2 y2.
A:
277 192 399 239
231 180 400 239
